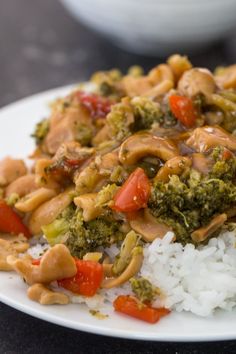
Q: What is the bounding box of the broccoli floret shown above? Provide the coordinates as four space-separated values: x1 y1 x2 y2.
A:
91 69 123 99
106 100 134 141
95 183 119 208
131 97 163 131
149 164 236 244
42 206 74 246
6 193 20 206
210 147 236 181
43 205 124 258
31 119 49 145
130 277 159 303
127 66 144 77
75 123 93 146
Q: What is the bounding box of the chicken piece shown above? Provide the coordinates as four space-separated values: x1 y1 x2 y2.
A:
214 65 236 89
119 133 179 165
74 162 102 194
7 244 77 284
95 151 119 176
191 214 227 242
15 188 57 213
0 235 29 271
154 156 192 183
53 141 94 164
178 68 216 98
0 157 27 187
28 188 73 235
74 193 103 222
27 284 69 305
92 125 110 146
5 174 38 198
129 209 172 242
47 142 95 180
186 126 236 153
44 105 93 155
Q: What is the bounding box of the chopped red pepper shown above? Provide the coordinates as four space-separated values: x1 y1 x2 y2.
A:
31 258 41 266
0 200 31 238
169 95 198 128
222 147 234 161
112 168 150 213
113 295 170 324
58 259 103 297
75 91 111 119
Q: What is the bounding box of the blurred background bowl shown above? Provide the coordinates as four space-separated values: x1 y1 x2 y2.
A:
60 0 236 56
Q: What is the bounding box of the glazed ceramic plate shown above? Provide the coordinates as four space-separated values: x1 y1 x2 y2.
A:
0 86 236 341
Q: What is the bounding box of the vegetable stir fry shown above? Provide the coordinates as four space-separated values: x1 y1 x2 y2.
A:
1 54 236 323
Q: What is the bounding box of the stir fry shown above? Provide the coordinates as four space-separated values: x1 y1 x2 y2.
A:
1 54 236 323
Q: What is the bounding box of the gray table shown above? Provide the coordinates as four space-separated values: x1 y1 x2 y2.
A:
0 1 236 353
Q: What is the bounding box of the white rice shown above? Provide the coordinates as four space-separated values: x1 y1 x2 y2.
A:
142 231 236 316
28 231 236 317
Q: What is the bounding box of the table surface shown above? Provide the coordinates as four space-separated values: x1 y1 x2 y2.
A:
0 1 236 353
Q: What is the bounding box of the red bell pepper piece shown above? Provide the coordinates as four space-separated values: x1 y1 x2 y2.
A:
113 295 170 324
58 259 103 297
112 168 150 213
0 200 31 238
169 95 198 128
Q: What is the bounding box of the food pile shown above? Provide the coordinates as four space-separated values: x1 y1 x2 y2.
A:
1 54 236 323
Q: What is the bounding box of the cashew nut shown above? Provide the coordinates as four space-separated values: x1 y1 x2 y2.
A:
74 193 103 222
121 76 152 97
5 174 38 198
15 188 57 213
0 157 27 187
143 80 174 98
27 283 69 305
7 244 77 284
28 188 74 235
119 133 179 165
167 54 192 82
154 156 192 183
214 64 236 89
148 64 174 86
0 235 29 271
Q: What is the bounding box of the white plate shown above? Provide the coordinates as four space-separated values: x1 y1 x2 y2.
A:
0 86 236 342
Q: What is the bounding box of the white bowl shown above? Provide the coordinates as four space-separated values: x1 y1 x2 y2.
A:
60 0 236 55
